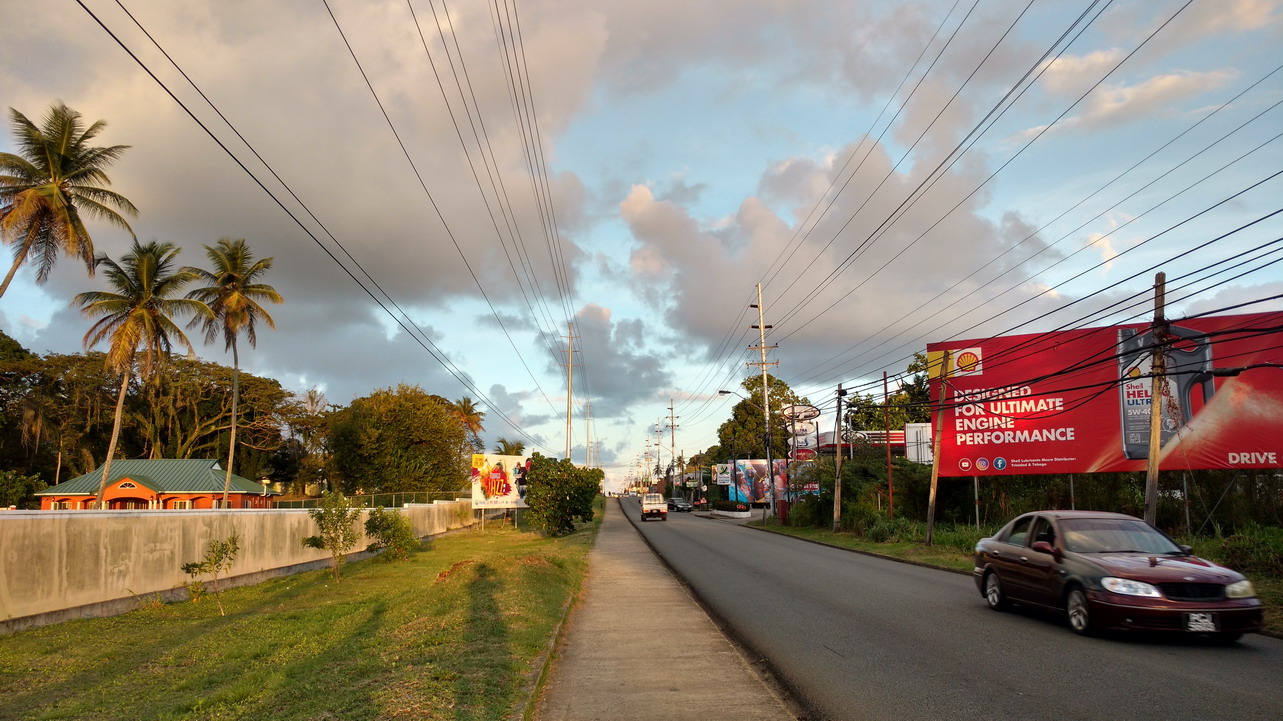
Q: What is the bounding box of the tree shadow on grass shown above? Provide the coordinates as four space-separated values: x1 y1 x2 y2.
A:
451 562 517 720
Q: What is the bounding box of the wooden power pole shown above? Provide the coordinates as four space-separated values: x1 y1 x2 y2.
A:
1144 273 1168 525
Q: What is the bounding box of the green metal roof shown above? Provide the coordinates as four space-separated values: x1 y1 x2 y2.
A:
37 459 277 496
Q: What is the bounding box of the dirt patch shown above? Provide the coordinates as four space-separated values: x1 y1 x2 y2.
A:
435 560 475 583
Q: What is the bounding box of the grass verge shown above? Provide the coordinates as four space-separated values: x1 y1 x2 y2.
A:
0 503 602 721
754 521 1283 635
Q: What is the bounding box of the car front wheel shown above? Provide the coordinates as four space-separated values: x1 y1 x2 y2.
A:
984 572 1007 610
1066 587 1093 636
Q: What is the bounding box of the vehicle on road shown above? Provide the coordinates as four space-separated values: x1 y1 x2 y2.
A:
640 493 667 521
974 510 1263 640
667 497 693 512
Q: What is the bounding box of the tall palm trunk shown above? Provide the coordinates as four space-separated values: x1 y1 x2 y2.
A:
0 235 35 300
96 369 131 509
221 339 239 507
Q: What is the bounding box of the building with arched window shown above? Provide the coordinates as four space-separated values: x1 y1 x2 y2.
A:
35 459 278 510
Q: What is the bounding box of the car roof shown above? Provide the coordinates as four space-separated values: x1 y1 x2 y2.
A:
1023 510 1141 521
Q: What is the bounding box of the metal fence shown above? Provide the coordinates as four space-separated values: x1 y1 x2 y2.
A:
273 491 470 509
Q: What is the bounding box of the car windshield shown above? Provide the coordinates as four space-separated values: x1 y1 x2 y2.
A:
1059 518 1181 554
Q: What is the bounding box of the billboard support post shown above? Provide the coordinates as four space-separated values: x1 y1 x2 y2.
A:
926 350 952 547
1144 273 1167 525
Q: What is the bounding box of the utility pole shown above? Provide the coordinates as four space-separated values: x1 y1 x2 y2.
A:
656 419 665 493
669 398 679 497
585 398 592 468
833 383 846 532
748 283 779 523
1144 273 1168 525
925 350 952 546
562 322 578 462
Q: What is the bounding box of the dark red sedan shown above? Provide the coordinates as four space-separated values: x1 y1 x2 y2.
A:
973 510 1263 640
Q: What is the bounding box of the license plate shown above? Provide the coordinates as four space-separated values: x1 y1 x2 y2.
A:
1185 612 1218 632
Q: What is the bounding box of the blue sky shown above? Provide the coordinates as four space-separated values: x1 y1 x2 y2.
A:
2 0 1281 491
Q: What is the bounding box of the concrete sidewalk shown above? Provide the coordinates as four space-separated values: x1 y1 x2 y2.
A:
533 499 797 721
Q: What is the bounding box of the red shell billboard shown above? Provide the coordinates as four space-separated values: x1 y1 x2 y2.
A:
926 312 1283 477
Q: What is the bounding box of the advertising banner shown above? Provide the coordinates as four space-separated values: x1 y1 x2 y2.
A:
926 312 1283 477
714 464 732 485
471 454 530 508
729 459 789 503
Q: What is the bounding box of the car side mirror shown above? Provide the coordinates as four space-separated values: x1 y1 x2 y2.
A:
1032 540 1058 558
1179 544 1194 555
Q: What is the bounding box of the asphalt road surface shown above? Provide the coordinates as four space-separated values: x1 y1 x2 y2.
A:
623 499 1283 721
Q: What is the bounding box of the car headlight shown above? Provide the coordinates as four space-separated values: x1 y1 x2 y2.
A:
1226 580 1257 599
1101 577 1162 598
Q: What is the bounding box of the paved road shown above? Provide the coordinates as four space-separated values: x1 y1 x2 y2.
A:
622 499 1283 721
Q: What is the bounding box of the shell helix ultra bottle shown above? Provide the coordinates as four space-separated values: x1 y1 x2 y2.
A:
1117 325 1215 459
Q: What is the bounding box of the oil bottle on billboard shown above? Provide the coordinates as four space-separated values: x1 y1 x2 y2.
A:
1116 326 1216 459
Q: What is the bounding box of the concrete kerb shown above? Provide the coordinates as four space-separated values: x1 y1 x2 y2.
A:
624 499 813 721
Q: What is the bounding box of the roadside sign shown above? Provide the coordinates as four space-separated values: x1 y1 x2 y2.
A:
789 448 817 461
781 404 820 421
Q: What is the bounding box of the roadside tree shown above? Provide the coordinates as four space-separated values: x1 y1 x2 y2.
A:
328 384 467 495
302 491 361 582
523 452 601 536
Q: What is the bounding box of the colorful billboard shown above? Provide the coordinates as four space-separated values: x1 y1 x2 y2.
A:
926 312 1283 477
729 459 789 503
471 454 530 509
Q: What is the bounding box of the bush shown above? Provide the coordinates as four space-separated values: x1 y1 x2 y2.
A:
302 491 362 582
365 507 419 561
180 535 240 615
1213 525 1283 576
524 453 602 536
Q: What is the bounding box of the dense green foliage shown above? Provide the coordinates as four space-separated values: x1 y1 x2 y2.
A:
364 507 419 561
523 452 602 536
327 384 469 495
786 446 1282 543
0 350 290 487
0 469 44 508
302 491 362 582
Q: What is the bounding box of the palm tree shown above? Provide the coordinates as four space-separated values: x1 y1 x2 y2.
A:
185 238 281 507
451 396 485 436
493 437 525 456
75 240 208 508
0 103 137 300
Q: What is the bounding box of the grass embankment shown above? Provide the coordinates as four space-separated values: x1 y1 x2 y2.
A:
754 521 1283 635
0 506 601 721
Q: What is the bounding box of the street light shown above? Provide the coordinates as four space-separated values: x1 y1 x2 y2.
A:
719 389 776 524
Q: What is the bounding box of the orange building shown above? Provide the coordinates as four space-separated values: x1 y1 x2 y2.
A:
36 459 278 510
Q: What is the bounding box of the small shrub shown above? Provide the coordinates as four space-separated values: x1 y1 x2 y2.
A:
365 507 419 561
302 491 362 582
180 535 240 615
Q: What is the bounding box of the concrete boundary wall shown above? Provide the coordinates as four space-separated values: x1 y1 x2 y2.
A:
0 499 475 635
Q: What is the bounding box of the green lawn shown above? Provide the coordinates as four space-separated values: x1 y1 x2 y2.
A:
756 522 1283 635
0 508 600 721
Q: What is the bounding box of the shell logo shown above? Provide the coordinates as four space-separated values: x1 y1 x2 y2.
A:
955 349 982 375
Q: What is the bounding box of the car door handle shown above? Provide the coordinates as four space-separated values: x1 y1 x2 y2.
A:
991 550 1002 556
1019 556 1030 563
